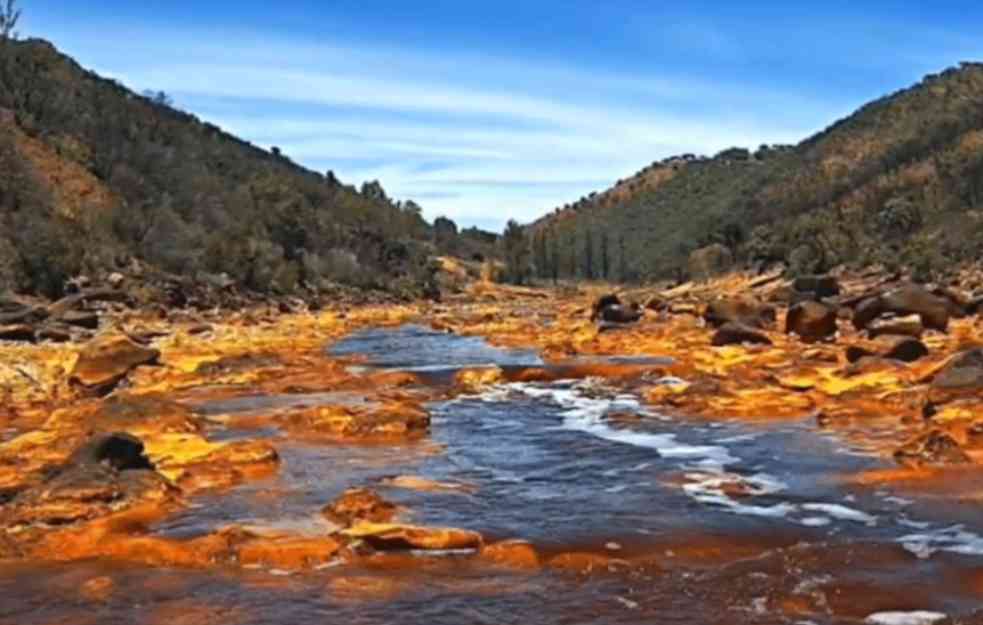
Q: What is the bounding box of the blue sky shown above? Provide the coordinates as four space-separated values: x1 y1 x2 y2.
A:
19 1 983 231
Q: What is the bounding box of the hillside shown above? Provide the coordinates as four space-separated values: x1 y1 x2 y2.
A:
529 63 983 283
0 38 447 300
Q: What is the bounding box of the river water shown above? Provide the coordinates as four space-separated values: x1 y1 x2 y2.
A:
2 325 983 624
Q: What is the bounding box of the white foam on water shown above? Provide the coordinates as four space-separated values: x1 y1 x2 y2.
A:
801 503 877 526
899 524 983 559
605 484 629 494
800 516 832 527
882 495 914 507
864 611 947 625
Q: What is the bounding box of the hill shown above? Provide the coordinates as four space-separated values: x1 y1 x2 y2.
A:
528 63 983 283
0 38 453 300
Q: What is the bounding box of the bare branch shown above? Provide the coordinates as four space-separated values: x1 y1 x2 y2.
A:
0 0 21 41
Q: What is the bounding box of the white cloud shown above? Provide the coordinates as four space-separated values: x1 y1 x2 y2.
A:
33 22 827 231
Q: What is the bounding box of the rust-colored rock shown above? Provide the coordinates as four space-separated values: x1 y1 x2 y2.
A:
786 301 837 342
895 430 971 467
343 522 483 551
479 539 541 569
322 488 397 527
70 334 160 394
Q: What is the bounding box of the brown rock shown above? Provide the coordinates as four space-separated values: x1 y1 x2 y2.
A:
598 303 643 324
712 322 773 347
0 324 36 343
852 297 885 331
879 336 929 363
590 294 622 321
880 284 950 332
36 325 73 343
704 298 775 329
322 488 397 527
59 311 100 330
69 334 160 394
845 345 876 364
926 348 983 408
785 301 837 342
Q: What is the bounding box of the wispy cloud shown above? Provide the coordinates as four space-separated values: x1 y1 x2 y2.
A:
24 18 905 230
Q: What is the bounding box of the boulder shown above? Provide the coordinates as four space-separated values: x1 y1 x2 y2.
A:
932 286 972 319
712 322 773 347
322 488 397 527
688 244 733 280
785 301 837 342
852 297 885 331
867 314 924 339
793 275 841 299
590 294 622 321
926 348 983 407
845 345 876 364
68 432 154 472
598 303 643 324
1 433 172 528
879 336 929 363
880 284 950 332
704 298 775 329
69 334 161 394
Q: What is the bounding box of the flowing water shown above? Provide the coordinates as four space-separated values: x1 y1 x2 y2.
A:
3 325 983 624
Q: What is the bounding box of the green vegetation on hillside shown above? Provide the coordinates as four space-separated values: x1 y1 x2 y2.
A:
530 63 983 283
0 38 453 298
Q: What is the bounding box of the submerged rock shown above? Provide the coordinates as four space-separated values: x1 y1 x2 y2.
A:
894 430 970 467
323 488 398 527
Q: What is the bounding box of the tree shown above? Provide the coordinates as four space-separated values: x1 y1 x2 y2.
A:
618 235 627 283
549 227 559 284
600 232 610 280
502 219 530 285
0 0 20 41
583 227 594 280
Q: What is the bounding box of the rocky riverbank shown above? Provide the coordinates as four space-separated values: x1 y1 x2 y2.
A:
3 269 983 622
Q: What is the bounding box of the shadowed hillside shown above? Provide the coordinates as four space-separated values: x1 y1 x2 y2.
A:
529 63 983 283
0 38 445 299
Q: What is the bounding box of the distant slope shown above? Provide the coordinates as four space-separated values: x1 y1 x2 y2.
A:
529 63 983 282
0 38 436 298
